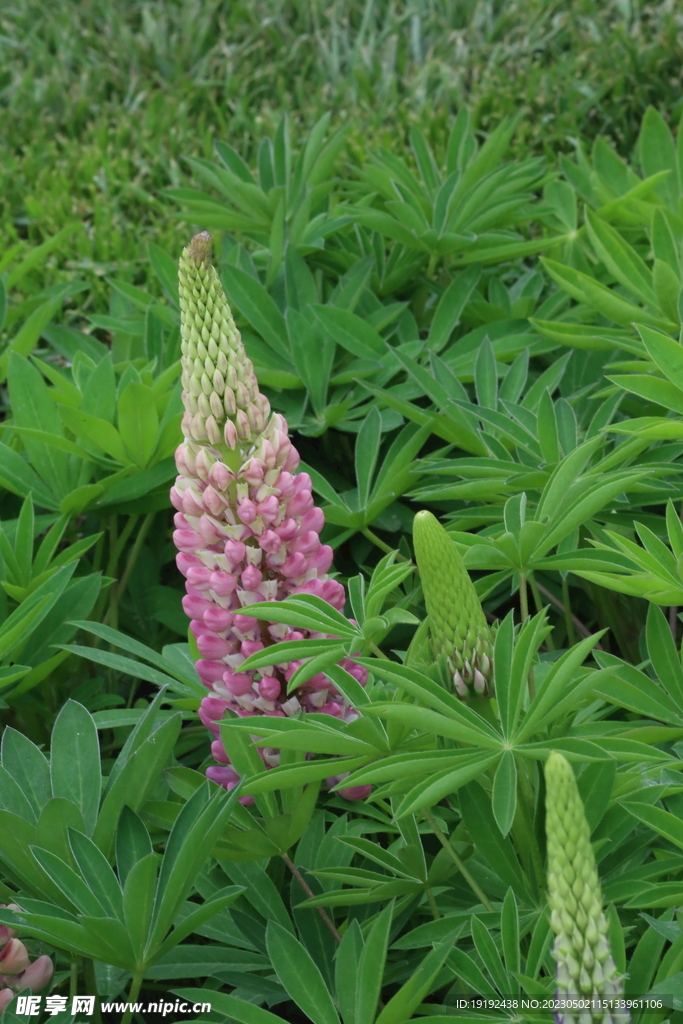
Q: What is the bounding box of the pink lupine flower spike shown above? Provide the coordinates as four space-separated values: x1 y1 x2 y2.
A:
173 233 370 802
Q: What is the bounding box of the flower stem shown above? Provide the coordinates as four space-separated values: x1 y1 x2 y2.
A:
422 808 493 912
361 528 410 562
518 573 528 622
121 971 144 1024
529 575 555 651
282 854 342 942
425 884 441 921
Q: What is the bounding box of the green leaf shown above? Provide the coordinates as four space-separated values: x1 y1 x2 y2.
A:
58 405 130 464
313 304 386 358
584 209 657 307
68 829 124 921
123 853 158 964
459 781 529 899
116 806 153 886
639 107 678 209
492 750 517 837
646 602 683 707
428 265 481 352
0 290 71 381
172 990 284 1024
7 354 71 497
266 920 339 1024
146 783 237 951
117 382 159 467
374 938 454 1024
93 714 182 860
220 265 290 361
50 701 101 837
356 901 394 1024
1 727 50 817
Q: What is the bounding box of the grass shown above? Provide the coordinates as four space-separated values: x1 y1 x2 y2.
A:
0 0 681 308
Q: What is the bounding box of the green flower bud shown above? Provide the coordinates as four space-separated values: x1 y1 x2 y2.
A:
412 510 494 698
178 232 271 460
545 752 629 1024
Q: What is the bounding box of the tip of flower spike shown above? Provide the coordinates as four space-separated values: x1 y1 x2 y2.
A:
185 231 213 265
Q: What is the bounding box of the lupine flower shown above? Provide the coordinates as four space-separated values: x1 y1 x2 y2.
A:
412 510 494 697
0 905 53 1011
172 233 370 801
544 753 630 1024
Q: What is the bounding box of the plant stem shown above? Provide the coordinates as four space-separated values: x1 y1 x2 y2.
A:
82 959 102 1024
518 573 528 622
528 574 554 650
515 764 544 894
560 578 577 646
422 808 494 912
538 579 599 647
425 884 441 920
368 640 392 661
120 970 144 1024
105 512 154 629
69 958 79 1004
361 527 410 562
282 853 342 942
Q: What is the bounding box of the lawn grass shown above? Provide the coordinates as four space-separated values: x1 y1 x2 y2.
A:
0 0 681 310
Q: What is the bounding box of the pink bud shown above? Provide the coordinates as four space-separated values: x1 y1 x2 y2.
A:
224 420 238 449
176 551 203 575
169 486 185 511
322 579 346 609
196 634 233 659
182 593 215 619
241 640 264 658
237 498 258 524
0 989 14 1012
20 954 54 993
198 697 229 733
189 619 204 639
259 530 281 554
182 489 205 517
173 512 189 529
198 515 222 545
319 701 342 718
256 495 280 523
0 939 29 975
225 539 246 568
308 544 334 574
222 672 254 696
291 531 321 555
233 614 258 633
173 529 202 553
209 570 238 597
202 485 227 516
337 784 372 801
281 552 308 578
241 566 263 591
287 490 314 517
210 740 230 764
186 566 214 590
196 660 228 686
258 677 281 700
283 445 301 472
273 471 295 498
261 440 277 469
300 507 325 534
203 607 234 633
208 462 235 491
276 518 298 542
206 765 241 789
240 459 265 486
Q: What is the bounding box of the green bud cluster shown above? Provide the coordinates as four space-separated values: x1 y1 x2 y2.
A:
178 232 271 452
412 510 494 697
545 752 629 1024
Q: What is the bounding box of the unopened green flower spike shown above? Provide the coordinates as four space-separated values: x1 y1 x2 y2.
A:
412 510 494 698
545 752 629 1022
178 232 270 463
